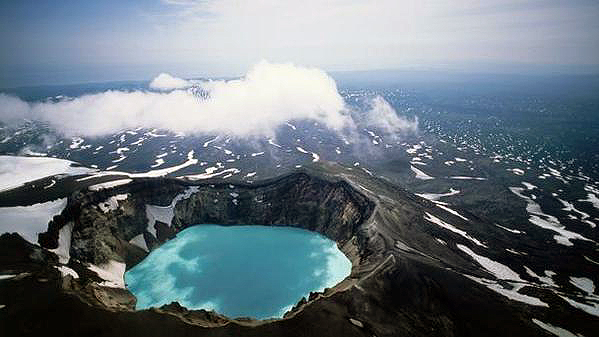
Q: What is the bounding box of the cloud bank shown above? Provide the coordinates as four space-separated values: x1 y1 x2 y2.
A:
0 61 416 138
149 73 193 90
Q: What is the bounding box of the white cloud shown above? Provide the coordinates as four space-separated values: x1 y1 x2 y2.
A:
0 61 416 138
364 96 418 135
149 73 192 90
0 93 31 125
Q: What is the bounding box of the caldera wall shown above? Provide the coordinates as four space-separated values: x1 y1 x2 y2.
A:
41 172 375 272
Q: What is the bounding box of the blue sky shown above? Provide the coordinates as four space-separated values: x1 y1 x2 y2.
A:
1 0 598 87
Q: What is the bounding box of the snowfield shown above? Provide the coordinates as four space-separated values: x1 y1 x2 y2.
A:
0 198 67 244
0 155 95 192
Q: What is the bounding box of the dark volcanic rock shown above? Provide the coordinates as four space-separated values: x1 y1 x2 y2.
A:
1 164 597 336
154 220 176 243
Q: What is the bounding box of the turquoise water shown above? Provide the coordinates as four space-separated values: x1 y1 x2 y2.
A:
125 225 352 319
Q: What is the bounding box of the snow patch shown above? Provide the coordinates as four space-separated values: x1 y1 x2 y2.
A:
449 176 487 181
98 194 129 213
129 234 148 252
532 319 584 337
570 277 595 295
0 155 95 192
509 187 594 246
56 265 79 279
507 168 525 176
457 244 522 281
424 212 485 247
49 222 73 264
88 179 133 191
411 166 434 180
88 260 126 288
436 204 469 221
0 198 67 244
182 168 240 180
415 188 460 202
146 186 200 237
495 224 523 234
465 275 547 307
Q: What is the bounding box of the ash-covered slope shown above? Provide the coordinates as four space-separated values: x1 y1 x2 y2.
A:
1 163 597 336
